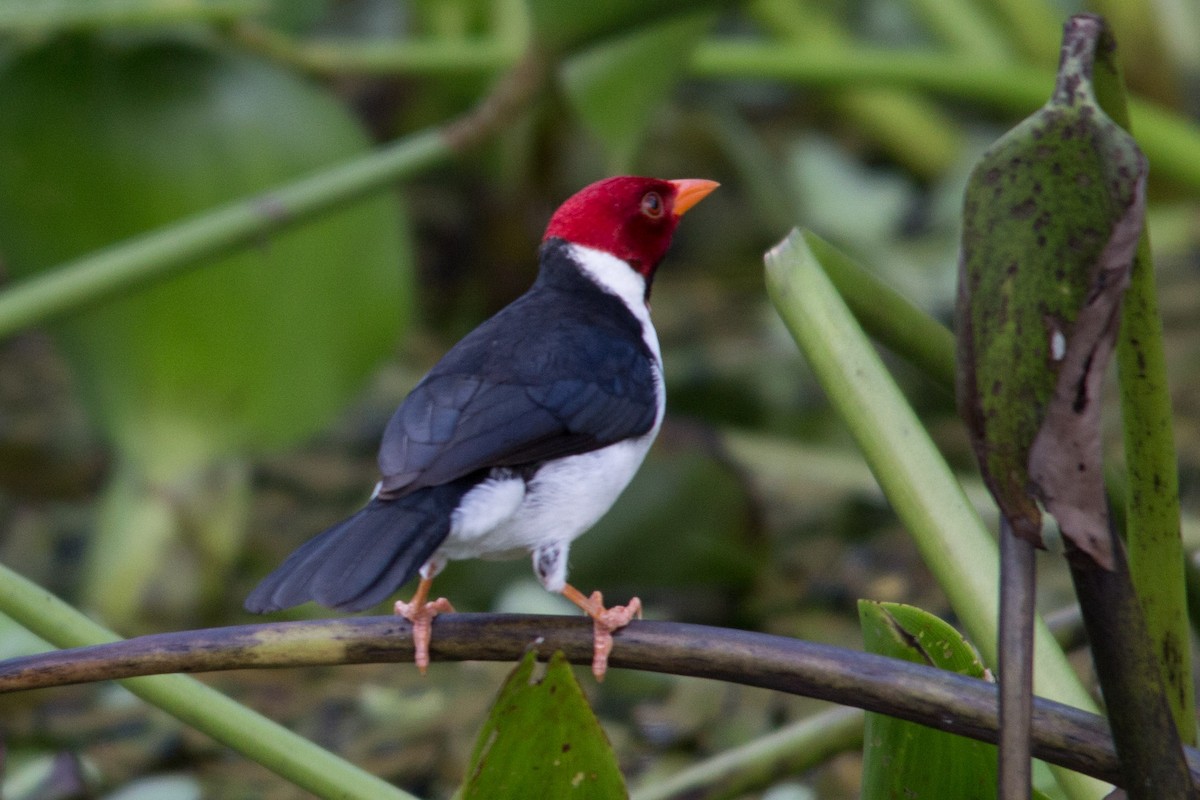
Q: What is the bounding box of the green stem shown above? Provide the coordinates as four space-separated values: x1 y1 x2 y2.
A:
0 128 446 339
802 233 956 391
630 706 863 800
1090 34 1195 745
0 0 264 32
689 42 1200 192
905 0 1014 61
0 562 416 800
230 31 1200 195
765 229 1109 800
230 22 522 75
747 0 964 177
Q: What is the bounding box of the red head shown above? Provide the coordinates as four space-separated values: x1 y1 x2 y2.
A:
543 176 719 278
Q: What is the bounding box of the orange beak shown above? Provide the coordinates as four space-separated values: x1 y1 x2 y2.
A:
669 179 720 216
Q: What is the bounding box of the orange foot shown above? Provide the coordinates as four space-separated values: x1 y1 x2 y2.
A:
394 576 454 674
561 584 642 681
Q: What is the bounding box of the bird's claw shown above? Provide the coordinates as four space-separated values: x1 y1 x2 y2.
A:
394 596 454 674
585 592 642 682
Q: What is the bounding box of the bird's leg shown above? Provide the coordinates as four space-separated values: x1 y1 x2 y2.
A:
560 583 642 681
394 573 454 674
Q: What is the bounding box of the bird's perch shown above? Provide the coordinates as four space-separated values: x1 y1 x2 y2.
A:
0 612 1196 791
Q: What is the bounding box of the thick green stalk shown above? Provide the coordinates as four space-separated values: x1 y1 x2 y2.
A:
0 562 416 800
764 229 1109 800
1084 28 1195 746
1116 234 1193 743
802 233 955 391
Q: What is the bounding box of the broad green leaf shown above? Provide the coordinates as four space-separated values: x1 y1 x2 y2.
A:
0 35 412 620
955 15 1146 568
560 11 716 171
859 600 1000 800
460 651 627 799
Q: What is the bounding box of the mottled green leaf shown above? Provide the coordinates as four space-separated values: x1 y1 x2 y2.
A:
955 16 1146 568
859 600 999 800
460 651 627 799
560 11 716 171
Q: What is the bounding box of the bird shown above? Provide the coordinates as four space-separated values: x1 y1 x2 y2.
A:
245 175 718 679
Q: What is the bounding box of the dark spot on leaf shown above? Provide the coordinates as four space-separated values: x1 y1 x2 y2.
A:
1011 198 1037 219
985 167 1001 184
562 743 571 753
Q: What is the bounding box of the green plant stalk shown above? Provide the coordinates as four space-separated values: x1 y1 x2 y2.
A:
228 33 1200 195
0 562 417 800
0 0 264 32
630 706 863 800
689 43 1200 193
747 0 964 178
906 0 1015 61
1088 30 1195 746
230 23 524 75
764 229 1110 800
0 127 446 340
801 233 956 391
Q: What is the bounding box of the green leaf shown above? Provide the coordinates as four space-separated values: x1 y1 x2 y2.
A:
861 602 1063 798
0 34 413 620
859 600 999 800
559 10 716 170
955 15 1147 568
460 651 627 799
0 35 411 466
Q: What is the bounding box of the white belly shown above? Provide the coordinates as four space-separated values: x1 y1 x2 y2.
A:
436 430 657 564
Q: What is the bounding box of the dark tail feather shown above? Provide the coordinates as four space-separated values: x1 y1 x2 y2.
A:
245 481 472 613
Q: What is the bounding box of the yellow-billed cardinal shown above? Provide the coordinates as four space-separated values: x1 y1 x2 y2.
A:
245 176 718 679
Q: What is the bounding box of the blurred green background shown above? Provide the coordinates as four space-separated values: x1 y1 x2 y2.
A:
0 0 1198 797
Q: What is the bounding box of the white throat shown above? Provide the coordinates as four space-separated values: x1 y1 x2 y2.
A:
568 243 648 312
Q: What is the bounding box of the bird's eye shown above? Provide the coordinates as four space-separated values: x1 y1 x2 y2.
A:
640 191 664 218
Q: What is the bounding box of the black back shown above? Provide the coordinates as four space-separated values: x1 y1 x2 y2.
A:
377 239 659 496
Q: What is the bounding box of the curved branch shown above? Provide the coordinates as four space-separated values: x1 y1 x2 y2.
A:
1 613 1194 790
